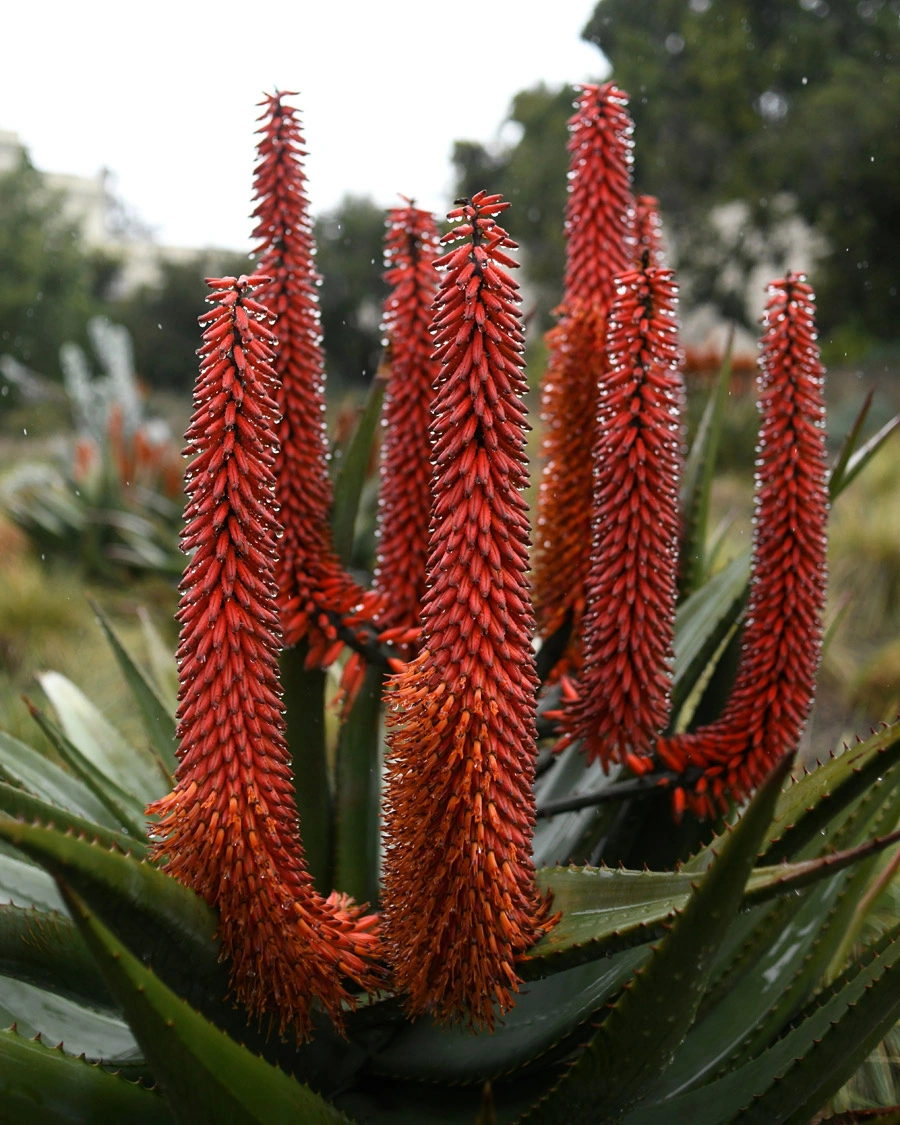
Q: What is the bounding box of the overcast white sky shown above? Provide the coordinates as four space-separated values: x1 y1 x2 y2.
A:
3 1 605 251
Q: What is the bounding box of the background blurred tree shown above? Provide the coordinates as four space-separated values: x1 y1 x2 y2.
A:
0 153 119 377
583 0 900 348
452 84 578 332
314 195 387 390
112 252 249 390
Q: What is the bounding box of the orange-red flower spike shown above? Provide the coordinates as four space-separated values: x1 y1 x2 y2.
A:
557 262 684 767
251 91 377 666
147 276 380 1040
634 194 666 267
373 202 442 649
382 192 555 1030
533 83 636 660
657 274 829 818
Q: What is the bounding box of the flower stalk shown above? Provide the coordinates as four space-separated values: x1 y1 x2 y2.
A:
533 83 636 661
557 259 684 767
148 275 379 1039
657 274 828 817
381 193 554 1029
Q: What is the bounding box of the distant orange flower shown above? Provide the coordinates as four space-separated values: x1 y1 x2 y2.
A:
148 276 380 1039
372 202 442 648
533 83 636 658
556 262 684 767
657 274 828 818
252 91 375 667
382 193 554 1029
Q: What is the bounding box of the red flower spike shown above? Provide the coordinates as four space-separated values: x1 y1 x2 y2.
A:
657 274 828 818
533 83 636 657
372 202 442 648
148 275 381 1040
557 263 684 767
634 194 666 267
251 91 376 664
382 192 555 1030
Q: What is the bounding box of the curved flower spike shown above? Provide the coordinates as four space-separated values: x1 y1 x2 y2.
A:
657 273 829 818
148 275 380 1040
372 202 442 649
557 262 684 767
382 192 555 1030
252 90 376 666
533 83 636 659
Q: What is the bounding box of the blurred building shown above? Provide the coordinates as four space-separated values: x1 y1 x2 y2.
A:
0 129 210 297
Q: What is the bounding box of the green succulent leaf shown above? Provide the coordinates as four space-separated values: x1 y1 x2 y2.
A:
369 951 648 1086
23 703 149 840
829 406 900 500
280 647 332 892
0 1025 169 1124
0 781 146 856
0 816 225 1019
520 756 790 1123
37 672 169 804
0 730 124 829
138 606 179 715
0 975 139 1065
0 903 114 1012
0 847 65 912
533 745 610 868
334 663 383 906
331 370 385 564
621 924 900 1125
679 337 733 598
88 599 177 775
671 550 750 725
59 885 354 1125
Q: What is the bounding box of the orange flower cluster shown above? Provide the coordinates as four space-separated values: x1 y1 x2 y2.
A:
657 274 828 817
533 83 636 656
373 202 442 647
556 261 684 766
252 91 375 666
382 193 554 1029
148 276 380 1039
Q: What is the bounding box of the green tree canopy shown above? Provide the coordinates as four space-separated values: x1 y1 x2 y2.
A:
0 152 118 377
583 0 900 343
314 195 388 390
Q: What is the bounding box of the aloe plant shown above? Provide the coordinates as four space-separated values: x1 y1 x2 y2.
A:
2 85 900 1124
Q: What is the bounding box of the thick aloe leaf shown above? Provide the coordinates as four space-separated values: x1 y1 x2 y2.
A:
0 780 145 856
280 646 332 892
37 672 169 803
533 745 611 868
830 408 900 500
331 372 386 564
525 827 900 978
679 339 733 597
520 757 789 1123
88 600 177 775
23 704 149 839
0 975 139 1063
762 722 900 865
0 730 122 829
828 388 874 499
334 664 383 905
138 606 179 715
622 924 900 1124
0 848 65 912
60 886 353 1125
0 817 225 1018
0 1025 169 1124
369 950 648 1086
671 550 750 723
0 903 113 1011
